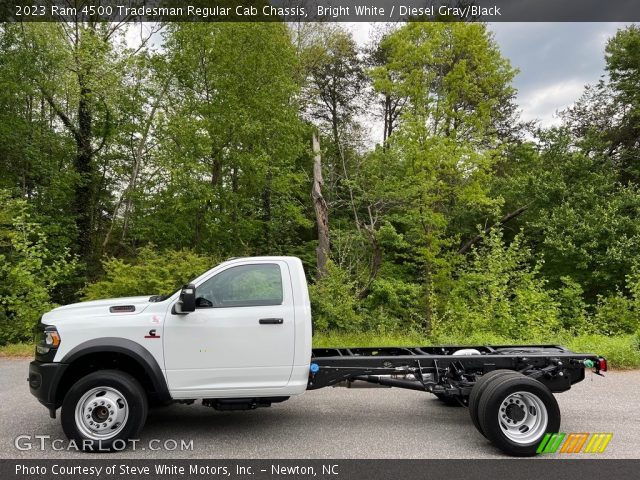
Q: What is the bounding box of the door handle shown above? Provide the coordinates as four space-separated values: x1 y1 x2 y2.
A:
259 318 283 325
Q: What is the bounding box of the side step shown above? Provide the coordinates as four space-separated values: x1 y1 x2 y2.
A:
202 396 289 411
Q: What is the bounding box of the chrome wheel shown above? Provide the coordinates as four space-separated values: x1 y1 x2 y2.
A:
74 386 129 440
498 391 548 444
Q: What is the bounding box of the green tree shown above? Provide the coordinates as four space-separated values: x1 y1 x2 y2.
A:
491 128 640 302
3 22 159 275
563 25 640 185
605 25 640 184
301 26 365 147
363 24 404 147
0 24 77 279
139 23 308 256
368 22 517 328
0 191 77 344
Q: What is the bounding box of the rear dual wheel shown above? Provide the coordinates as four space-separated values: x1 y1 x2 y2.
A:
469 369 524 435
470 371 560 456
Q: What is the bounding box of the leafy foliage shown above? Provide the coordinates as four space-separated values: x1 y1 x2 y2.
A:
308 261 363 331
0 191 77 343
83 246 216 300
0 22 639 350
434 230 559 339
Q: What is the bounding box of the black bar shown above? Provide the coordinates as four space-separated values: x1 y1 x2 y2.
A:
259 318 283 325
3 459 639 480
3 0 640 22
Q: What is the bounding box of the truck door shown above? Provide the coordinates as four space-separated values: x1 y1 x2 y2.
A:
163 261 295 395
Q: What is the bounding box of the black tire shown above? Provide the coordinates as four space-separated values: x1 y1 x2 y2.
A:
477 375 560 457
434 393 466 407
469 370 524 436
61 370 148 452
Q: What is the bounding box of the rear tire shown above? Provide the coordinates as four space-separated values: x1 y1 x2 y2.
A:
61 370 148 452
477 375 560 456
469 370 524 436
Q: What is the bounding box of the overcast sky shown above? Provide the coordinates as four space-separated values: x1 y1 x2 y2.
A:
350 22 633 128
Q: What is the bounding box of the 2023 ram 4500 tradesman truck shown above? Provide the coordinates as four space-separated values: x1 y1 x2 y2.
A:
29 256 606 456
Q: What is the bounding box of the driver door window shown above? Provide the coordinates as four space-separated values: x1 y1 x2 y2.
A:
196 263 283 308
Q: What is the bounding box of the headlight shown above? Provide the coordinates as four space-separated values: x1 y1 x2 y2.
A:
34 324 61 356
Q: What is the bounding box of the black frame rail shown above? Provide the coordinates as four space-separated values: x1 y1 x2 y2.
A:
307 344 602 396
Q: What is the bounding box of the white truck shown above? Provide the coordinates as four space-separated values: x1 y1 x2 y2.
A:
29 256 606 456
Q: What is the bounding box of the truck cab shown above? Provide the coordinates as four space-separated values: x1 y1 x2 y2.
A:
29 256 312 449
162 256 312 397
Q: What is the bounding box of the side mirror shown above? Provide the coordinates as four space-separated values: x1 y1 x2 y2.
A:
176 283 196 314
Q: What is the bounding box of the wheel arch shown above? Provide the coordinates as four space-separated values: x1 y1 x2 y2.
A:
55 338 170 407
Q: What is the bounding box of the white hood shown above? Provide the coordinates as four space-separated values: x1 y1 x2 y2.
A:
42 296 155 323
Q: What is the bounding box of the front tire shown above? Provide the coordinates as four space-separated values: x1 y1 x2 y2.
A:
477 375 560 456
61 370 148 452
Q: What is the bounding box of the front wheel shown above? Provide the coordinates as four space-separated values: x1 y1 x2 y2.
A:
61 370 148 451
477 375 560 456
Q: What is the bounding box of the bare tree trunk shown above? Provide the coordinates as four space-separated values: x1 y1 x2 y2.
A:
423 267 433 332
457 204 531 254
262 170 273 251
330 103 360 232
357 225 383 300
103 84 166 249
311 131 329 279
382 94 403 149
383 96 389 145
73 80 95 266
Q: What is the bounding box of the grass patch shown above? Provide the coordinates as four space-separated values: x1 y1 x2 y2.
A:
0 342 33 357
564 334 640 369
313 331 640 369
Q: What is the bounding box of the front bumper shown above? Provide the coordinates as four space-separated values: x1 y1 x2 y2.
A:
28 360 68 416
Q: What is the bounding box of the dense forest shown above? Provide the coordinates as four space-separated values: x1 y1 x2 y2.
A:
0 21 639 360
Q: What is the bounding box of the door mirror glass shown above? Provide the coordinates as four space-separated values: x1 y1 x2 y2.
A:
178 283 196 313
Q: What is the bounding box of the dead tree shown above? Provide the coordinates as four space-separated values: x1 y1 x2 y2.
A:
311 131 330 278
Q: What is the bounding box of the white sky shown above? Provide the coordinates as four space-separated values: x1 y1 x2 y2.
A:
348 22 633 128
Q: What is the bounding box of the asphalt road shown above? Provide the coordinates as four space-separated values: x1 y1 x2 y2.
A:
1 358 638 459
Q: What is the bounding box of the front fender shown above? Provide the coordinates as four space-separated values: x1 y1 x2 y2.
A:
60 337 171 403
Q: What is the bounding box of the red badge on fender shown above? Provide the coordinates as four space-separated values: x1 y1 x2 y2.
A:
144 329 161 339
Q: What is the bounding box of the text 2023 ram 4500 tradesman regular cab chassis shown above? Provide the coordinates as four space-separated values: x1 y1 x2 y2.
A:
28 256 606 456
